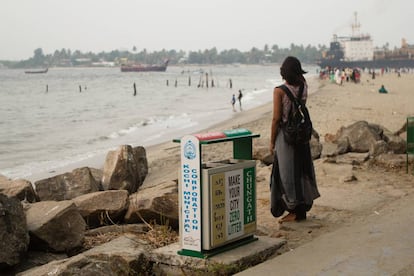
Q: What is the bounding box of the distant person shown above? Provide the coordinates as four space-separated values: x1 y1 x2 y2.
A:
231 94 236 112
237 89 243 110
335 68 342 85
378 84 388 94
269 56 320 223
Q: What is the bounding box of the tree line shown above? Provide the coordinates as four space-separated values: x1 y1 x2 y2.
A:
2 43 328 68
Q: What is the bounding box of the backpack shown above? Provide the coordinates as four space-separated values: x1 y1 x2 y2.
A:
278 84 313 145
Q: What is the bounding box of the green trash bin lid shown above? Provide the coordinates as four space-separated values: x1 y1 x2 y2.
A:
223 128 252 137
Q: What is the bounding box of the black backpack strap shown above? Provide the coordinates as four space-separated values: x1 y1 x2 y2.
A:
278 84 304 108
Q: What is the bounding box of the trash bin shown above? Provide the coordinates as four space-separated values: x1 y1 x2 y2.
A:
174 128 259 258
201 159 256 250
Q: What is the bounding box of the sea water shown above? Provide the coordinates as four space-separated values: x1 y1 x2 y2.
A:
0 64 316 180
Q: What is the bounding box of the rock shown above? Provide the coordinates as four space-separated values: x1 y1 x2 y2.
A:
9 251 67 275
25 200 86 252
341 174 358 183
310 131 323 160
17 235 152 276
0 177 38 203
0 194 30 269
334 121 382 153
253 146 273 165
371 153 408 170
102 145 148 194
124 180 179 229
331 121 406 156
85 224 148 237
334 152 370 165
133 146 149 184
335 137 350 155
321 142 339 157
34 167 101 201
88 168 104 188
370 140 388 157
380 127 406 154
72 190 129 228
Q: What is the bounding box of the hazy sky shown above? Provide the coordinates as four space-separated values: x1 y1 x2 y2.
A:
1 0 413 60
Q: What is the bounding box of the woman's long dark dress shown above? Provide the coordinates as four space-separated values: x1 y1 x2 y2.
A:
270 85 320 217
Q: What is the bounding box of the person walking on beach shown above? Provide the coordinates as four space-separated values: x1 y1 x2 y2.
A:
237 89 243 111
269 56 320 223
231 94 236 112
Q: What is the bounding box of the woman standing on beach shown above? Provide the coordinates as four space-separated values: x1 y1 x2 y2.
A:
269 56 320 223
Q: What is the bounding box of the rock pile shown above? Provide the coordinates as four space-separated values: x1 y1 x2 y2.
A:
0 145 173 275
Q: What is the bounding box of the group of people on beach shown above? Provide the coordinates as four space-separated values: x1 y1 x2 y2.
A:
319 67 361 84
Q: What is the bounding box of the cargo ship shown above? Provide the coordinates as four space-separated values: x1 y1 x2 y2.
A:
318 13 414 69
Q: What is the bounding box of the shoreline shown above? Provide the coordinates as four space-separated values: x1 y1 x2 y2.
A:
25 98 276 183
23 71 412 184
23 90 277 184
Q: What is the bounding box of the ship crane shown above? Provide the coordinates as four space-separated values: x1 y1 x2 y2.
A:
351 12 361 37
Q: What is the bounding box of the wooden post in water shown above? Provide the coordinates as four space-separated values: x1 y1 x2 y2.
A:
205 73 209 88
133 82 137 96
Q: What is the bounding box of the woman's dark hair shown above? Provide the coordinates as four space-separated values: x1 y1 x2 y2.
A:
280 56 307 85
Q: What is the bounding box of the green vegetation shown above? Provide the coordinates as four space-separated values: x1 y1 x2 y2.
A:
1 43 327 68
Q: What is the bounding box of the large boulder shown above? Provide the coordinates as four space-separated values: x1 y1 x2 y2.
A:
35 167 101 201
102 145 148 194
0 194 30 269
0 176 38 202
25 200 86 252
17 235 152 276
73 190 129 228
330 121 406 156
124 180 179 229
334 121 383 153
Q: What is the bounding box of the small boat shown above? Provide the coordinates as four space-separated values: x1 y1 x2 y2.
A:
120 59 169 72
25 68 48 74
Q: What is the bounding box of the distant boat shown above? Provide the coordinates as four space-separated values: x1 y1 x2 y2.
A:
25 68 48 74
120 59 169 72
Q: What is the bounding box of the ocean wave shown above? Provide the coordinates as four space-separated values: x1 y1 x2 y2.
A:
87 113 192 144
